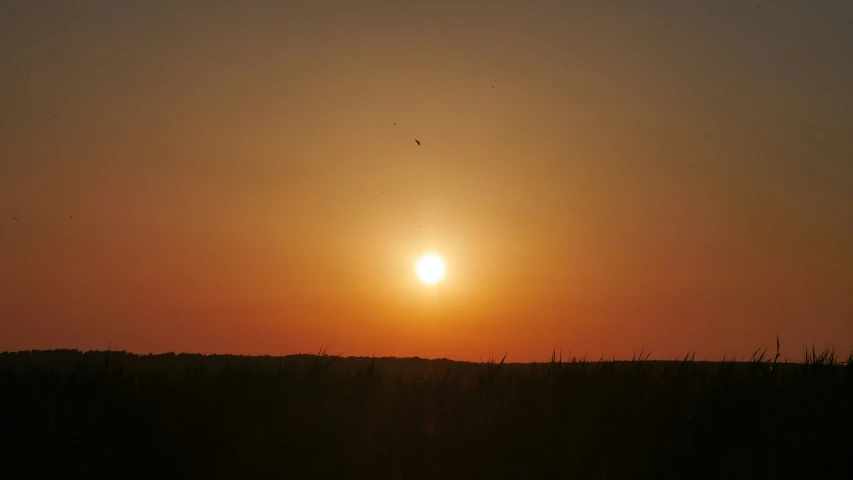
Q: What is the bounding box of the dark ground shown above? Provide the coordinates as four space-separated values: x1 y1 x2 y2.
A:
1 349 851 479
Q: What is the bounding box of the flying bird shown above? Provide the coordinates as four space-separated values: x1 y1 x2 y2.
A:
415 139 421 146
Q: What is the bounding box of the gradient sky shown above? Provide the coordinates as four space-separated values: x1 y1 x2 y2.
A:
2 1 852 361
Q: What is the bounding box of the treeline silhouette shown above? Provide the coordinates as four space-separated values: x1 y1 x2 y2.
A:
1 347 852 478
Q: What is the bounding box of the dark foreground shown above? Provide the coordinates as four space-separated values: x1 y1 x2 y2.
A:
2 349 852 479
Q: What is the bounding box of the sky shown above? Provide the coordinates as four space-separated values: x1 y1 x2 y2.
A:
1 1 852 361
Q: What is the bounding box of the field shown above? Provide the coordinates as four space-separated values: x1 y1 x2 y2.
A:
2 347 852 479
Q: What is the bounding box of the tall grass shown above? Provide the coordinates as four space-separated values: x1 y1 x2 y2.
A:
1 343 852 478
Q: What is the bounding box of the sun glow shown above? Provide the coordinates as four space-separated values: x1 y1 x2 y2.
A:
416 253 446 285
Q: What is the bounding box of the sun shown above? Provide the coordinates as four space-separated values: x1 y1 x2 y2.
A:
416 253 446 285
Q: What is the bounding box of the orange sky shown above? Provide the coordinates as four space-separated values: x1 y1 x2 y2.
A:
1 1 852 361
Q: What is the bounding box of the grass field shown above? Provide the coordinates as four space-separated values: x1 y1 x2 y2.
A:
2 345 851 479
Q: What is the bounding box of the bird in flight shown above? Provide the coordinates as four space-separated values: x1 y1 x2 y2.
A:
415 139 421 146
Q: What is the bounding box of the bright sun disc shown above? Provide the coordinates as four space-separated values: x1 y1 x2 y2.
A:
416 253 446 284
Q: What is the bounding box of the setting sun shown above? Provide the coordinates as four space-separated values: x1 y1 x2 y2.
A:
416 253 446 285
